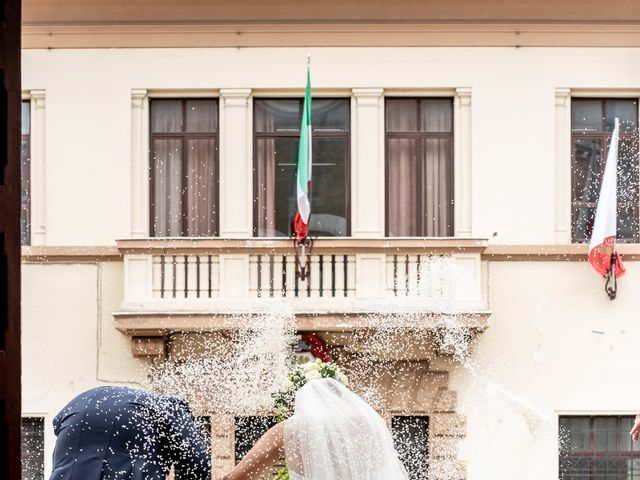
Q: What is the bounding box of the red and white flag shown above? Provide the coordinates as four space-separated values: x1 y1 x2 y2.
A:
588 117 625 278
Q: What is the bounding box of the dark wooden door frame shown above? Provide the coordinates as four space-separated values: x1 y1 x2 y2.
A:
0 1 22 479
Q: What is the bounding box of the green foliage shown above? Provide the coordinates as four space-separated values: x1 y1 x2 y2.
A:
274 466 289 480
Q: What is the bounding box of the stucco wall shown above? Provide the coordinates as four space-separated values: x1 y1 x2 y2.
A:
449 261 640 479
21 262 149 474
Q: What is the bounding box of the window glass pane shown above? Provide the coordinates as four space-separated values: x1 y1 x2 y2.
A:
572 100 603 132
387 138 419 236
594 417 617 451
392 416 429 480
627 458 640 478
573 206 596 243
386 99 418 132
254 99 350 237
255 100 300 133
255 137 298 237
595 456 624 476
235 416 276 463
559 416 640 479
309 138 348 236
618 137 639 242
194 416 212 453
186 139 217 236
620 418 640 453
618 138 640 203
561 417 591 452
21 101 31 246
386 99 454 237
420 99 453 132
151 100 183 133
617 203 638 242
150 99 219 238
254 137 349 237
21 417 44 480
606 99 638 133
423 138 453 236
186 99 218 132
21 101 30 135
21 136 30 246
559 455 589 477
311 99 349 132
152 139 183 236
573 138 602 204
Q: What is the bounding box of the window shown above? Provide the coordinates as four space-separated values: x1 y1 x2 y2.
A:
253 98 350 237
391 416 429 480
560 415 640 479
21 100 30 246
571 98 639 243
234 416 277 463
21 417 44 480
386 98 454 237
194 415 212 452
150 99 219 237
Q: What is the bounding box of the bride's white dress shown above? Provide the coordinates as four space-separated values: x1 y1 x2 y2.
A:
284 378 409 480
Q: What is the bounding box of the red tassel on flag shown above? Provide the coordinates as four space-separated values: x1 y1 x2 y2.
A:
293 211 309 242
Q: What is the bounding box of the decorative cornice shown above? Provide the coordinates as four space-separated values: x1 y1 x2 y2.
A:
22 246 122 262
352 88 384 106
113 310 491 336
220 88 252 107
21 242 640 262
22 22 640 49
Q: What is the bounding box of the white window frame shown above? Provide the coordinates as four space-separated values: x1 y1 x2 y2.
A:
130 89 222 238
381 88 472 238
21 90 46 246
251 88 352 237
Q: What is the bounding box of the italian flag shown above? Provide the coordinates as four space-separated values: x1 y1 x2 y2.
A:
588 117 625 278
293 64 312 241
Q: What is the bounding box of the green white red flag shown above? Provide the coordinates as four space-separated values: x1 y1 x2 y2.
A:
293 64 312 241
588 117 625 278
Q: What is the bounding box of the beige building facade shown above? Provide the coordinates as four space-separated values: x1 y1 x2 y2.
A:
20 1 640 479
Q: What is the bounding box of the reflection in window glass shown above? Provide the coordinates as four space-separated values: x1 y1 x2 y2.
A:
253 98 350 237
559 415 640 479
21 417 44 480
234 416 277 463
386 98 454 237
150 98 219 237
571 98 639 243
392 416 429 480
194 415 212 452
21 100 30 246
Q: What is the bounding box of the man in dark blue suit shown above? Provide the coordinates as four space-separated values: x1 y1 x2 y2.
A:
49 386 211 480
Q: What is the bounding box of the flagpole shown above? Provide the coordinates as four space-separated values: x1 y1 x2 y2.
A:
300 55 310 273
589 116 624 299
294 55 313 280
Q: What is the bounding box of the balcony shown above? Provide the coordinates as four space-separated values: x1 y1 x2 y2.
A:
114 238 490 345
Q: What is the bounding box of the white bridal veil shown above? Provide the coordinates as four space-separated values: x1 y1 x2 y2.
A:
284 378 409 480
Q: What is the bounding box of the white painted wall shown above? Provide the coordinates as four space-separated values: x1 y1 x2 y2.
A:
448 261 640 479
21 262 149 473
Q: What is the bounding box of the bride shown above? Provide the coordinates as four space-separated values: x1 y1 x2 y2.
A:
221 377 409 480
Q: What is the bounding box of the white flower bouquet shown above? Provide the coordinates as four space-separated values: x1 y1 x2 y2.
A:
272 359 348 422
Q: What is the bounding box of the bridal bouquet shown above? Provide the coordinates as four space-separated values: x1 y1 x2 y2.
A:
272 359 349 422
